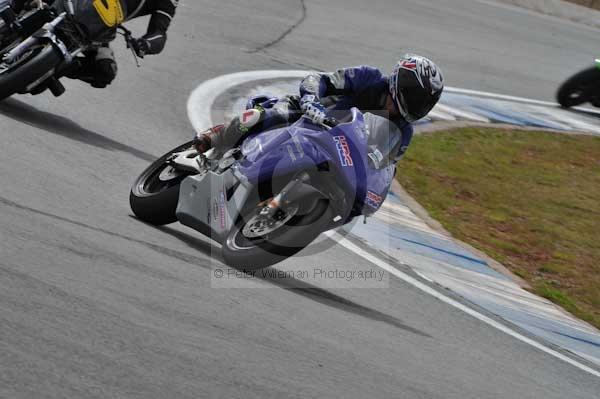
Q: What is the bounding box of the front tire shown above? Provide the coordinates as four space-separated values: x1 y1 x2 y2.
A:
222 199 332 269
0 43 62 101
557 66 600 108
130 141 195 226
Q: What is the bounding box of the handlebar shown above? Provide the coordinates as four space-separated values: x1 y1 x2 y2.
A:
117 25 134 45
117 25 141 67
301 114 339 129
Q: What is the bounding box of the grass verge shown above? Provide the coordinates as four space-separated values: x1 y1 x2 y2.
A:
396 127 600 329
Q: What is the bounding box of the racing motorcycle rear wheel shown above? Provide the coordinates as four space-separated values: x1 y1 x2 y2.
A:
557 66 600 108
130 141 195 226
0 43 62 100
222 197 332 269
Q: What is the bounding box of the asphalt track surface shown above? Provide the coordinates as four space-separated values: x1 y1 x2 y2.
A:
1 1 600 397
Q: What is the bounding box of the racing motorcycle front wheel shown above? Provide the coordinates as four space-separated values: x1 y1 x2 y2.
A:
130 141 196 226
0 43 62 101
557 66 600 108
222 197 332 269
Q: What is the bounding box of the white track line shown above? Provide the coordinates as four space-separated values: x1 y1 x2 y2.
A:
187 70 600 378
445 87 600 115
428 108 457 122
187 70 308 131
187 70 600 128
444 87 559 107
434 103 490 123
328 232 600 379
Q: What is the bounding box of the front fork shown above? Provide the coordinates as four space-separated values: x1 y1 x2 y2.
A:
3 12 71 64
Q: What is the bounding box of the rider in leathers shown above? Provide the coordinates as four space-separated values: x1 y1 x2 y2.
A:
9 0 178 88
194 54 444 169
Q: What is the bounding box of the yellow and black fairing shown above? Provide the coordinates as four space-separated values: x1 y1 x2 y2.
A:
52 0 128 42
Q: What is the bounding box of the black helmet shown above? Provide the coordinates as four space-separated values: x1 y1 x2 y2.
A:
389 54 444 122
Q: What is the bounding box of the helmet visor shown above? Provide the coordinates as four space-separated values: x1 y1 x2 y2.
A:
400 86 439 121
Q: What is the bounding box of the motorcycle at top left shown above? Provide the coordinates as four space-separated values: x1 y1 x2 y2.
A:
0 0 137 100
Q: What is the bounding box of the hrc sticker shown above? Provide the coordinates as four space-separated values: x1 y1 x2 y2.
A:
366 191 383 208
93 0 125 28
333 136 354 167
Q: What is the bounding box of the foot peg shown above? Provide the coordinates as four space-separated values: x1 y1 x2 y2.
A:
47 77 65 97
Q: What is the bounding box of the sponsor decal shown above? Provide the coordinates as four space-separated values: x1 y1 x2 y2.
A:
287 145 297 162
292 137 305 158
219 190 227 229
333 135 354 167
367 148 384 169
93 0 125 27
366 191 383 208
206 199 212 224
241 109 261 128
213 199 219 222
287 137 306 162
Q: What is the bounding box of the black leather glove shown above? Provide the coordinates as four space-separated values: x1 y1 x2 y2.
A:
92 47 117 88
92 59 117 88
130 37 150 58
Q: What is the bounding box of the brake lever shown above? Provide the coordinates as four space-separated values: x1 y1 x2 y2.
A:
128 41 140 68
118 25 140 67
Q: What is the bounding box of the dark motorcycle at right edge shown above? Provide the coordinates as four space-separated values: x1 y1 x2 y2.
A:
557 59 600 108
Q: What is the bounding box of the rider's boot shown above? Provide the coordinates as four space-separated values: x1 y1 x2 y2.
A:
63 46 117 88
90 46 117 88
193 124 226 154
193 108 264 154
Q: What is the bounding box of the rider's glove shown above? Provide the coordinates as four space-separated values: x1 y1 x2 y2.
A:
130 37 150 58
300 95 327 125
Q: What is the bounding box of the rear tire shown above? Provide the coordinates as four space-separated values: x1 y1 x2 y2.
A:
222 199 332 269
556 67 600 108
0 44 62 101
130 142 195 226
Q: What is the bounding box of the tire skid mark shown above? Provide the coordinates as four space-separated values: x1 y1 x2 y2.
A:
249 0 307 53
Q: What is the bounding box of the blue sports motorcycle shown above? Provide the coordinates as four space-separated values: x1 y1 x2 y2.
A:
130 97 396 269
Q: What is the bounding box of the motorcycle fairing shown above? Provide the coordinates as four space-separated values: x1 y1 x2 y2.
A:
176 105 397 244
176 168 252 244
236 108 394 218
